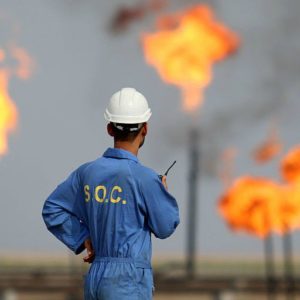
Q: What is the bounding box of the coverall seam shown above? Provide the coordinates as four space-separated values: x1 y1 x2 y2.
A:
125 161 147 211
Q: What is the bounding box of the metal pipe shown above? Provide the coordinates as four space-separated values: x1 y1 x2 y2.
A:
186 127 200 278
264 234 276 300
283 232 295 300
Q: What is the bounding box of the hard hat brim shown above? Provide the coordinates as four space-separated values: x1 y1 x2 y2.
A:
104 109 152 124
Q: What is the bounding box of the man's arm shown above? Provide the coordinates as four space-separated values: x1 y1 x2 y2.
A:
140 172 180 239
42 169 91 254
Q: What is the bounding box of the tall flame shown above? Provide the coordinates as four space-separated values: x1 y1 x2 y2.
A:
0 70 17 155
142 5 239 112
0 46 33 156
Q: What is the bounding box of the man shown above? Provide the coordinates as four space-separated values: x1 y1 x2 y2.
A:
42 87 180 299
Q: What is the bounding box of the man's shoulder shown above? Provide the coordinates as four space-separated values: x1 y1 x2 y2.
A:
76 158 100 174
130 162 158 181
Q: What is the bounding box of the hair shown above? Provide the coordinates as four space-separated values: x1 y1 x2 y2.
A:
111 123 144 142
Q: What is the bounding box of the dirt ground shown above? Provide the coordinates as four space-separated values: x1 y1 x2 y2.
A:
14 292 300 300
155 293 300 300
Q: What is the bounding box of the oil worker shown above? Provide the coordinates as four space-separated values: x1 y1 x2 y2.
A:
42 87 180 300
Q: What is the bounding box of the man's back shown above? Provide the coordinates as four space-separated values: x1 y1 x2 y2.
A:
82 147 175 265
43 147 179 299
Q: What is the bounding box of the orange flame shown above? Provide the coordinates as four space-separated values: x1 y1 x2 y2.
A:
219 177 283 238
142 5 239 112
253 125 282 164
219 176 300 238
0 71 17 155
0 46 33 156
280 183 300 231
281 146 300 184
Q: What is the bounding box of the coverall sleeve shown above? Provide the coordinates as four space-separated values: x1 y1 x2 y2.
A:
140 171 180 239
42 169 89 254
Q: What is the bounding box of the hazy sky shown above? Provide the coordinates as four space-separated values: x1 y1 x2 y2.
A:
1 0 300 259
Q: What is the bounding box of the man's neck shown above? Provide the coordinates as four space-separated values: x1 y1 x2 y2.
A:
114 141 139 156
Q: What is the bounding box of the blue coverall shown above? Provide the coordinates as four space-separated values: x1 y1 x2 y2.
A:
42 148 180 299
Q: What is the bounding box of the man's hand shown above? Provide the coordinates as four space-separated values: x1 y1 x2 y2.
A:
161 175 168 190
83 238 95 264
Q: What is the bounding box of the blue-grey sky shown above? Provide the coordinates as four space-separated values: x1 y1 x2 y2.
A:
1 0 300 259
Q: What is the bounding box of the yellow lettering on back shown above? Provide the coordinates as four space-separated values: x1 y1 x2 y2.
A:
95 185 106 203
110 186 122 203
84 185 90 202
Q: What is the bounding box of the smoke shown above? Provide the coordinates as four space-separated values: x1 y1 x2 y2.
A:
158 92 296 178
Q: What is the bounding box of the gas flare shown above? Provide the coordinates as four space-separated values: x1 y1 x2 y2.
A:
0 46 33 156
219 177 283 238
280 183 300 231
0 71 17 155
219 176 300 237
281 146 300 184
142 5 239 112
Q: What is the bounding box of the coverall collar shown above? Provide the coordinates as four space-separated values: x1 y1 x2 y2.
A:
103 147 139 163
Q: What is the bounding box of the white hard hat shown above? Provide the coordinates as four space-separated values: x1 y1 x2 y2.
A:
104 87 152 124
